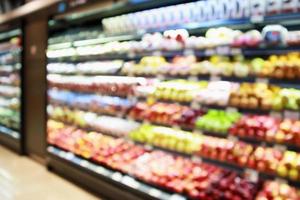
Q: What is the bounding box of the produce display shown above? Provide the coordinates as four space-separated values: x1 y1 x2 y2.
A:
122 53 300 80
129 102 203 128
130 124 202 154
195 110 241 134
48 120 262 199
48 24 300 59
48 90 135 116
46 1 300 199
255 181 300 200
0 36 22 135
230 116 300 147
0 107 20 130
150 80 207 102
47 60 123 75
47 74 148 97
102 0 300 34
47 106 140 137
229 83 281 110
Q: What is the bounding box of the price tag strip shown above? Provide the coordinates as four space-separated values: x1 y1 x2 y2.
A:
284 110 300 120
245 168 259 182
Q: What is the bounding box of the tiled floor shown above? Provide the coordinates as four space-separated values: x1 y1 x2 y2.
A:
0 145 100 200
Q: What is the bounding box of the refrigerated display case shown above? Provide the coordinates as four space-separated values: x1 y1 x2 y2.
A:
0 27 23 153
46 1 300 199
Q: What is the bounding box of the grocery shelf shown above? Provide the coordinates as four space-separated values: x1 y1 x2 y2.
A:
47 146 187 200
0 29 21 42
0 124 21 153
47 70 300 90
0 27 23 154
47 46 300 63
234 135 300 153
0 124 20 139
131 138 300 188
49 11 300 46
0 48 22 56
46 2 300 198
198 155 300 188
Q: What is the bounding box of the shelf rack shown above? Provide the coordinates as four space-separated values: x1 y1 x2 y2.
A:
46 2 300 199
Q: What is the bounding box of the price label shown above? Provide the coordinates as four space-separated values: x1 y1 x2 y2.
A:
172 125 181 130
122 176 140 189
216 46 230 55
284 110 300 120
58 151 65 158
80 160 89 168
250 15 264 23
188 76 199 82
228 135 238 142
128 72 135 77
170 194 186 200
144 144 153 150
191 101 201 110
95 167 105 175
231 48 242 55
126 116 135 123
245 168 259 182
204 49 215 56
274 144 287 152
192 156 202 163
157 74 165 80
128 95 137 102
153 51 162 56
275 178 288 184
183 49 194 56
117 113 123 118
226 107 238 113
210 75 221 82
255 77 269 84
149 188 162 198
193 130 202 135
127 51 136 58
65 152 74 160
270 111 282 119
143 120 151 125
111 172 122 182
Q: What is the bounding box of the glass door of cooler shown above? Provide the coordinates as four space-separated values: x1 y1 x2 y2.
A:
0 28 23 153
46 1 300 199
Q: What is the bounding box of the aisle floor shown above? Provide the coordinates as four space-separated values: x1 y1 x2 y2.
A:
0 146 100 200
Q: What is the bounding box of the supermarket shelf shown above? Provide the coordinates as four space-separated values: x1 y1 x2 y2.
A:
47 70 300 89
199 155 300 188
48 110 300 189
146 13 300 35
47 146 186 200
0 48 22 56
49 11 300 46
0 124 21 153
48 99 300 153
234 135 300 153
47 46 300 62
138 97 272 115
0 29 21 42
0 124 20 139
131 139 300 188
47 86 129 98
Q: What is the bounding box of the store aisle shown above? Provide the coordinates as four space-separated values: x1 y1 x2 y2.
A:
0 146 100 200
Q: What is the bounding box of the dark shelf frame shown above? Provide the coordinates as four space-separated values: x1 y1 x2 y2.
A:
47 146 186 200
